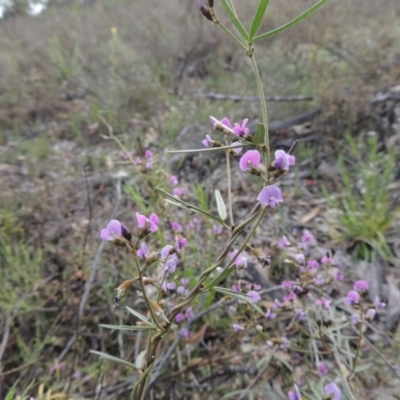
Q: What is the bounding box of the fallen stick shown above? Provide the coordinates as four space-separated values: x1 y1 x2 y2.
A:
194 92 314 102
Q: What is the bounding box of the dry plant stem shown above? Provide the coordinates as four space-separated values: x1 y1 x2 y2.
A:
248 50 270 172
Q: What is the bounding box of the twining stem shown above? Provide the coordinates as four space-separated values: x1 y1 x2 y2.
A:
248 50 270 174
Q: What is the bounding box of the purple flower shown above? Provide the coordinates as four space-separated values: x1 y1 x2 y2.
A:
354 280 369 293
231 141 243 154
265 308 276 320
273 149 295 171
278 236 290 248
161 245 173 261
334 269 344 281
295 309 307 321
136 213 159 233
316 297 331 309
324 383 341 400
233 323 244 332
280 337 291 349
257 185 283 208
176 286 185 294
281 281 293 290
273 299 281 309
365 308 376 320
374 296 386 309
175 236 187 252
229 249 247 269
171 221 183 232
351 314 361 326
314 276 325 286
239 150 261 171
163 282 176 291
181 278 189 286
213 224 223 235
165 259 177 274
283 292 296 303
295 253 305 264
307 259 319 270
175 313 185 323
288 384 302 400
169 175 178 186
137 242 150 258
302 230 314 243
209 116 234 133
133 157 142 165
231 284 240 292
185 307 194 321
100 219 123 241
247 290 261 303
344 290 360 306
317 361 328 376
144 150 153 159
203 134 214 148
233 118 249 137
180 327 191 339
321 254 336 265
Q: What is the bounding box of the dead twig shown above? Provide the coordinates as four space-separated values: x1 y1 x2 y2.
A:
194 92 314 102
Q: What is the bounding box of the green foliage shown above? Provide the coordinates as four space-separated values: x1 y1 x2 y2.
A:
325 133 399 261
0 211 43 312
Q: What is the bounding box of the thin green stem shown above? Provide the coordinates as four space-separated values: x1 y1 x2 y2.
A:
130 248 165 332
214 17 247 51
249 51 270 177
225 148 234 226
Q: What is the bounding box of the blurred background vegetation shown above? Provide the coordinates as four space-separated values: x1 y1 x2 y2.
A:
0 0 400 398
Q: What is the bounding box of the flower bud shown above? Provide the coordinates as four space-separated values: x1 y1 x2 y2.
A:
145 250 161 266
197 0 213 21
114 279 135 306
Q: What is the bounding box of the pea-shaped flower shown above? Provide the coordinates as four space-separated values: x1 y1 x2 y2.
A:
257 185 283 208
239 150 260 172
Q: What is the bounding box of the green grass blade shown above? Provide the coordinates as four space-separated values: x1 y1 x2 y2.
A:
249 0 270 41
100 324 156 331
126 306 154 325
90 350 137 369
220 0 249 41
254 0 327 42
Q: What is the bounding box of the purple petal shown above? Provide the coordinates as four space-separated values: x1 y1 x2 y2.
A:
257 185 283 208
136 213 147 228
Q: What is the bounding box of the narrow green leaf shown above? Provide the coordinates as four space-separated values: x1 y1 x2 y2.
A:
354 362 373 373
203 265 235 291
126 306 153 325
215 190 227 221
220 0 249 41
254 0 327 42
252 123 265 145
158 188 225 224
99 324 156 331
249 0 270 40
213 286 265 315
90 350 137 369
